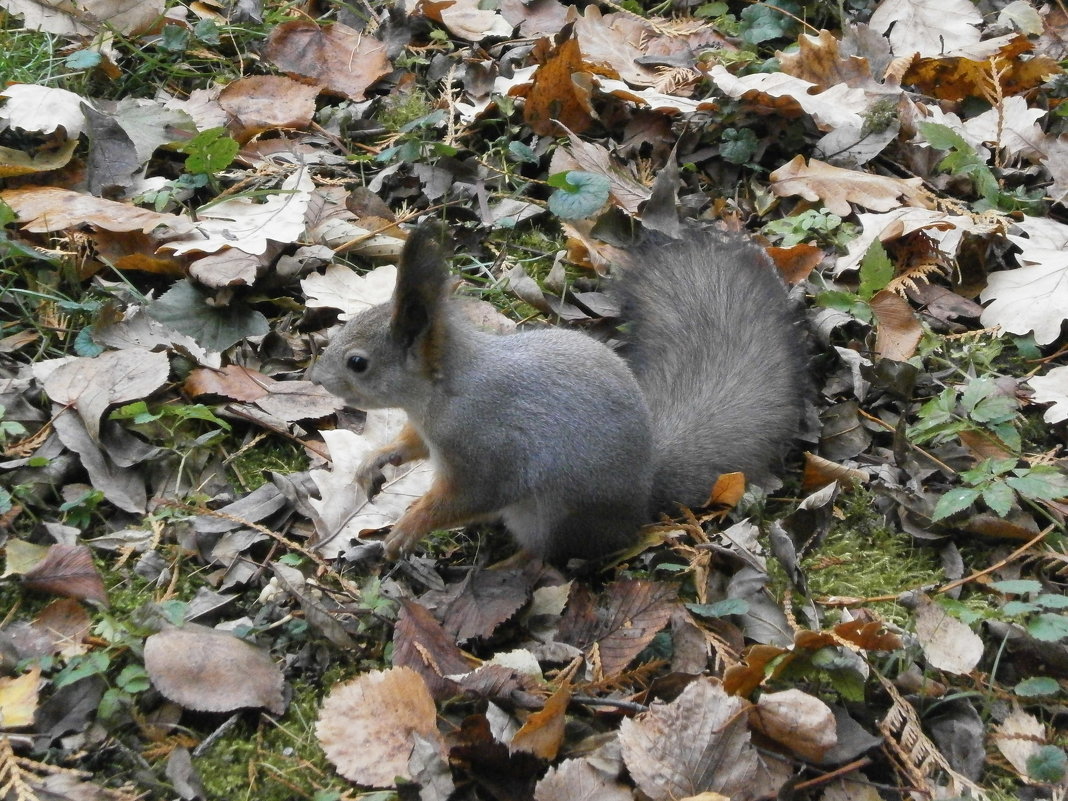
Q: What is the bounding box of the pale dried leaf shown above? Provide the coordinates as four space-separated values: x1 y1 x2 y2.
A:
914 595 983 674
0 665 41 728
534 758 632 801
40 348 170 440
1029 365 1068 424
162 168 313 256
302 263 398 320
868 0 982 57
0 186 194 235
769 156 929 216
316 666 443 786
993 706 1045 779
0 83 87 137
980 247 1068 346
144 625 285 714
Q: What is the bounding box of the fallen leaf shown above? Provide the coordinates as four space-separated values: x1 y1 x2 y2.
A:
0 186 194 236
558 579 677 678
217 75 319 142
749 689 837 762
0 83 87 136
264 20 392 100
317 666 444 786
392 600 473 700
1029 365 1068 424
40 348 170 440
22 544 109 606
993 706 1046 779
144 625 286 714
913 595 983 675
619 678 780 801
870 290 923 361
1 0 165 36
534 757 633 801
770 155 929 216
510 684 569 760
0 665 41 728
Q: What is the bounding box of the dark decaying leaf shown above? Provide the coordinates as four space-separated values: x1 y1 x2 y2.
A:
534 758 632 801
432 566 541 644
557 579 677 678
148 280 269 352
22 545 108 606
144 624 285 714
392 600 472 699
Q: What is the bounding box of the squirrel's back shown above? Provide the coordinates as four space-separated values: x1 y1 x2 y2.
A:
615 229 806 510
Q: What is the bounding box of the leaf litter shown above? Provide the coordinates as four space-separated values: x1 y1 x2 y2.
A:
0 0 1067 799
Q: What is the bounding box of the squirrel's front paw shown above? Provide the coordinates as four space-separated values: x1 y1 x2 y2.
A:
356 451 396 500
382 522 423 559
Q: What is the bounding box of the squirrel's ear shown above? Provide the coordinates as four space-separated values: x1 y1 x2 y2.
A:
391 222 450 354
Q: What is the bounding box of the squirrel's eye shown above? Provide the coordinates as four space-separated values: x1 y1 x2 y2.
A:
347 355 369 374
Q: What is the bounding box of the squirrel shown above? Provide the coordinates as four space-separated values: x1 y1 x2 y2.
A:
309 223 806 563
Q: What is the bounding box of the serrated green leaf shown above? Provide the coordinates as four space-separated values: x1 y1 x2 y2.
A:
547 171 610 220
932 487 981 521
1037 593 1068 610
858 239 894 299
1027 612 1068 642
970 394 1017 423
1006 472 1068 501
981 481 1015 516
917 122 972 152
1014 676 1060 697
148 280 268 352
1001 600 1039 616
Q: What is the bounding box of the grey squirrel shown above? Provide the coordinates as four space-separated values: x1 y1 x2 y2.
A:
309 223 805 563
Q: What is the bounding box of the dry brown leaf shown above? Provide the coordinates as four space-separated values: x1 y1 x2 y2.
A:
439 567 538 644
913 595 983 675
524 35 599 136
40 349 170 440
770 156 929 216
767 243 824 285
801 453 870 493
33 598 92 657
0 186 194 235
870 290 923 361
22 544 108 606
534 758 632 801
264 21 392 101
619 678 772 801
510 684 569 760
144 624 286 714
217 75 320 142
392 600 473 700
317 666 444 787
749 689 837 762
188 248 263 287
558 579 677 679
902 36 1060 103
778 29 885 91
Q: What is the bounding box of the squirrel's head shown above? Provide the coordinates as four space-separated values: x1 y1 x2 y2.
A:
309 224 450 411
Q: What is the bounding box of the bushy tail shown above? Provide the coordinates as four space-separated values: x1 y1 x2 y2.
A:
614 229 806 510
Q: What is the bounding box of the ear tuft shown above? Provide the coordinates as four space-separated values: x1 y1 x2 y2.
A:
390 222 451 354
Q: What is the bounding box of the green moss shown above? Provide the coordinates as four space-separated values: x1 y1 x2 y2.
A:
194 670 359 801
794 487 944 626
377 89 434 132
229 439 309 492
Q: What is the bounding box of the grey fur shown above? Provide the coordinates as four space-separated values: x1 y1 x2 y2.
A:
310 227 804 562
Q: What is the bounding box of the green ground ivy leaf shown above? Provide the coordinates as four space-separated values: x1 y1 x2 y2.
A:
1014 676 1060 697
932 487 981 521
1027 612 1068 642
547 171 610 220
1027 746 1067 783
148 280 268 352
